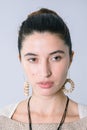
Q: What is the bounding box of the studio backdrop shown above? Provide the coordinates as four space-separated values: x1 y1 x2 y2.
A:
0 0 87 107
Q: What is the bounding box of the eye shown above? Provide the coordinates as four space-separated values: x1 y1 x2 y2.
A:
51 55 62 62
27 57 37 63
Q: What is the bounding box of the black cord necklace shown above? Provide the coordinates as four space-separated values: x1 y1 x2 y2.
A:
27 96 69 130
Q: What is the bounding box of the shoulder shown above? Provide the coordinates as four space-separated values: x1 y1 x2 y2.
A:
0 99 28 119
78 104 87 118
0 103 19 118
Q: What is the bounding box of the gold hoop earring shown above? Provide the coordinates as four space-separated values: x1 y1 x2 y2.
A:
24 81 29 96
63 79 75 93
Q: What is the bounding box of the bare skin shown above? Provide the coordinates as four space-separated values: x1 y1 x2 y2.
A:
12 32 79 123
12 98 79 123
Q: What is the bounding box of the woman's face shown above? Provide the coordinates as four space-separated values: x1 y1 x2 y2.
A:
20 32 73 96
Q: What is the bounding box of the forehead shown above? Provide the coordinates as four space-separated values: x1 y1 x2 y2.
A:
22 32 69 54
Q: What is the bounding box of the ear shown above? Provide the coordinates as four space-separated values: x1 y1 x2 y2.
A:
18 54 21 62
71 51 74 62
69 51 74 67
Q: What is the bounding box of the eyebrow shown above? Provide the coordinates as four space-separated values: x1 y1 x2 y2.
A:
24 50 65 57
24 53 38 57
49 50 65 55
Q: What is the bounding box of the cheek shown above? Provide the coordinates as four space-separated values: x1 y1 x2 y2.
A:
53 61 69 79
22 63 37 78
53 63 69 88
62 63 69 77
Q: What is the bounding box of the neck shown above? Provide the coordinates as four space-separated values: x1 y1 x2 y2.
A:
29 92 67 115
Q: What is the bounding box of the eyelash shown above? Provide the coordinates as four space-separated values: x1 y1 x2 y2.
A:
51 56 62 61
27 55 62 63
27 58 37 63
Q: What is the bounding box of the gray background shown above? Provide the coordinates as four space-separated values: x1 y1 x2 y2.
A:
0 0 87 107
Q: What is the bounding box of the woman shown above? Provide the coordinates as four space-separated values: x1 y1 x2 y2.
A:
0 8 87 130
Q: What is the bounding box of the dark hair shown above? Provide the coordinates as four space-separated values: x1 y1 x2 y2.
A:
18 8 72 56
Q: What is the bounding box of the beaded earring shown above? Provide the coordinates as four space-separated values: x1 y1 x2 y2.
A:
24 81 29 96
63 78 75 93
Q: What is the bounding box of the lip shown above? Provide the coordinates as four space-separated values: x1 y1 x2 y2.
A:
37 81 54 89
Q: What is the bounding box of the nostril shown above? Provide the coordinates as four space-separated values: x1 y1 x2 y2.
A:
46 71 52 77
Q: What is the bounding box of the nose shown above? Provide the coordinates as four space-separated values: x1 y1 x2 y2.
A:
38 60 52 78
